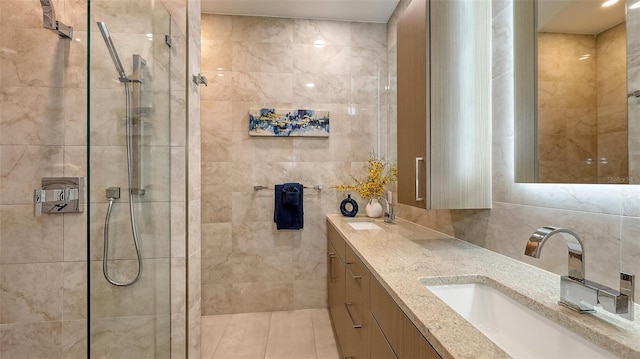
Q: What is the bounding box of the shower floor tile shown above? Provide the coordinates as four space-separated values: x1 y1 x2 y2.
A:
201 308 339 359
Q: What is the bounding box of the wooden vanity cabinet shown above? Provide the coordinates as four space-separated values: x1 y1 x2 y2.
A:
327 222 441 359
371 278 439 358
328 234 348 357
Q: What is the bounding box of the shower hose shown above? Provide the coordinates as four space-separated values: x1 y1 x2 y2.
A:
103 81 143 286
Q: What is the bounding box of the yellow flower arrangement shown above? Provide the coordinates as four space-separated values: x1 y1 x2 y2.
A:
335 155 397 200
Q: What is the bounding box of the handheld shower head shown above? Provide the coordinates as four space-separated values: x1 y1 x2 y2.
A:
96 22 129 82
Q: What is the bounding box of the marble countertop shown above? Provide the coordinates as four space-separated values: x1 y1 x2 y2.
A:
326 214 640 359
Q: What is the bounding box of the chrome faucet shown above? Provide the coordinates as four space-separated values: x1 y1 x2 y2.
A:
378 196 395 224
525 226 635 320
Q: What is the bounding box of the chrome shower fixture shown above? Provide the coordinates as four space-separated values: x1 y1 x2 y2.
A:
96 22 129 83
39 0 73 39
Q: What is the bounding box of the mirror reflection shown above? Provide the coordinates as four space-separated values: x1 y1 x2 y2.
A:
538 0 627 183
515 0 640 184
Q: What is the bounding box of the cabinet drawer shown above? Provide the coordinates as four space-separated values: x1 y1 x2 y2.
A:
343 297 371 359
345 245 371 304
371 320 397 359
327 221 346 261
371 277 404 357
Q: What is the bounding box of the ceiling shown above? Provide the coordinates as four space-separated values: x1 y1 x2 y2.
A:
538 0 626 34
200 0 400 23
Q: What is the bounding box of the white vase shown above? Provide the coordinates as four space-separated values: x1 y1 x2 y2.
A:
365 198 383 218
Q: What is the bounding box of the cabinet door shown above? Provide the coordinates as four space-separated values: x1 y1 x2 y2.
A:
328 240 348 357
403 318 440 359
396 0 491 209
370 277 404 357
397 0 428 209
371 320 397 359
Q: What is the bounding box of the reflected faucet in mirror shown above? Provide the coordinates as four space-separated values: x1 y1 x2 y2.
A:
525 226 635 320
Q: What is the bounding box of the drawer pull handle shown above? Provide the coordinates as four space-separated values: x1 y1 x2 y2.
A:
345 302 362 329
346 262 362 280
328 253 338 283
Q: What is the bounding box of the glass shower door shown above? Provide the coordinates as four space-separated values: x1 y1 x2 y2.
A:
88 0 172 357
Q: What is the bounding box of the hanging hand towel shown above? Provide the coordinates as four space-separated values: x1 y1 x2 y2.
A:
274 183 304 230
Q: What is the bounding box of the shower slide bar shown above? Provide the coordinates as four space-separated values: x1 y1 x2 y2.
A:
97 21 145 286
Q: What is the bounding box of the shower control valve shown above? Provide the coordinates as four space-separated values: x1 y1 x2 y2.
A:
33 177 83 217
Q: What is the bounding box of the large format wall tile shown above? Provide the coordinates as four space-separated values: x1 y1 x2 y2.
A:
0 262 64 324
0 204 64 264
0 321 63 358
200 14 386 316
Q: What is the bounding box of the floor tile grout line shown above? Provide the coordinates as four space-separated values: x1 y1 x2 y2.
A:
262 311 273 359
310 309 320 359
208 314 233 359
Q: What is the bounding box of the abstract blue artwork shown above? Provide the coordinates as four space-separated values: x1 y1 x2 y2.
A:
249 108 330 137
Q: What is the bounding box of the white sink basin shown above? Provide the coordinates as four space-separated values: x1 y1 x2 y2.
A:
348 221 381 230
425 281 618 358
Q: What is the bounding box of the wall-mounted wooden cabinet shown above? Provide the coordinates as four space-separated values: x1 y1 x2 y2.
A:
396 0 492 209
327 222 441 359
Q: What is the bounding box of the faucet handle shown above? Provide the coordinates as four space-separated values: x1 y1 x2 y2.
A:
620 272 635 320
384 208 395 222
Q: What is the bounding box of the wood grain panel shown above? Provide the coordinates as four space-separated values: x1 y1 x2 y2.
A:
429 0 492 209
397 0 428 208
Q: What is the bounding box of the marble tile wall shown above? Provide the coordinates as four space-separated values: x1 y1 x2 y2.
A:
536 24 627 184
187 0 203 357
200 14 387 315
537 32 598 183
596 23 628 184
0 0 89 357
1 0 190 357
628 4 640 182
392 0 640 301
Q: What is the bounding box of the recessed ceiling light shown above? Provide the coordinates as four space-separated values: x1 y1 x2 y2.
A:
602 0 618 7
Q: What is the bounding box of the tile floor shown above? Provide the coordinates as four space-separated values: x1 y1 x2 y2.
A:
201 308 340 359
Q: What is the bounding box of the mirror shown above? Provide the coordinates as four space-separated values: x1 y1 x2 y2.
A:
515 0 640 184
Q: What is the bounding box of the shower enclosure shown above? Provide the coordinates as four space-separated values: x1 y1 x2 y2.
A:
0 0 183 357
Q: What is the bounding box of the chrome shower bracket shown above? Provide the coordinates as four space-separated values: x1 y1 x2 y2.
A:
34 177 83 216
193 73 208 87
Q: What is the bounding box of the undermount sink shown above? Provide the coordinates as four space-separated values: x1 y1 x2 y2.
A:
423 278 618 358
347 221 381 230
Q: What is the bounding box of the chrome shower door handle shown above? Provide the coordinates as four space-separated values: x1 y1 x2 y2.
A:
415 157 424 201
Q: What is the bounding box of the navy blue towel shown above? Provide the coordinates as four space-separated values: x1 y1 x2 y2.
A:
274 183 304 230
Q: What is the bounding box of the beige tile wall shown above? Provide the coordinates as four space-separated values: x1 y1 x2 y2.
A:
200 14 387 315
536 24 627 184
0 0 89 356
0 0 190 357
391 0 640 300
629 3 640 182
597 23 628 183
187 0 202 357
537 32 598 183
